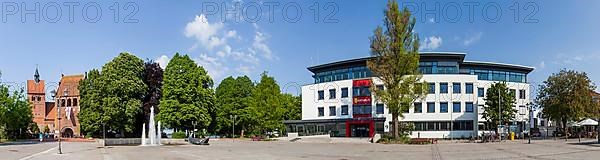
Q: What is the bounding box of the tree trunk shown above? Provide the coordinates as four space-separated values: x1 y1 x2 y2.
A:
392 113 399 139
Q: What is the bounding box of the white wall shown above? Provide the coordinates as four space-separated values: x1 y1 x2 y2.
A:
301 74 532 138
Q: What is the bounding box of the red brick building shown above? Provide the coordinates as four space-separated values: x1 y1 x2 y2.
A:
27 68 84 138
27 68 57 134
54 74 84 138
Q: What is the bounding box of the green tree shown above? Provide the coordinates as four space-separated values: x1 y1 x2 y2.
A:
247 72 284 135
78 53 147 137
482 82 517 133
0 84 33 139
78 69 103 137
281 94 301 120
367 0 427 139
535 69 596 138
158 53 214 132
215 76 255 136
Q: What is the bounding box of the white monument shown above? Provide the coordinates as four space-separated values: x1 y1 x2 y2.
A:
141 106 161 146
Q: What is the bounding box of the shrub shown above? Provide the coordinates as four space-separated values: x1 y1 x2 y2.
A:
172 132 186 139
377 134 412 144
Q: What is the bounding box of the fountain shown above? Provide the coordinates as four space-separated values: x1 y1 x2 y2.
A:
141 106 161 146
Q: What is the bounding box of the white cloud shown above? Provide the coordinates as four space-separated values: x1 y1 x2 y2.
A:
185 14 225 50
236 65 253 75
463 32 482 46
539 61 545 69
428 18 435 23
252 31 273 59
420 36 443 51
194 53 228 80
225 30 240 39
155 55 170 70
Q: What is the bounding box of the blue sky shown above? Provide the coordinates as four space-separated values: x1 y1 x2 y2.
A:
1 0 599 96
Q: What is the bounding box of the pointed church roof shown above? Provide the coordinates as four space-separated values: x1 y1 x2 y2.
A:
34 66 40 83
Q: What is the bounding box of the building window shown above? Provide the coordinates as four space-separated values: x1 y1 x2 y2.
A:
453 102 461 113
352 105 372 115
428 83 435 94
318 107 324 117
67 99 72 107
353 87 371 97
440 83 448 93
73 98 78 106
465 83 473 94
341 105 349 115
376 85 384 91
440 102 448 113
318 90 324 100
376 104 384 114
478 88 485 97
519 105 526 115
466 102 474 113
37 96 41 102
329 106 336 116
519 90 526 99
414 103 422 113
453 83 461 94
341 88 348 98
412 121 474 131
329 89 336 99
427 102 435 113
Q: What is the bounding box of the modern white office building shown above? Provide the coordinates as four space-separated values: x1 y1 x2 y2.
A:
284 52 535 139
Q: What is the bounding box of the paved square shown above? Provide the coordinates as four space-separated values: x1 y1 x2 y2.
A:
1 139 599 160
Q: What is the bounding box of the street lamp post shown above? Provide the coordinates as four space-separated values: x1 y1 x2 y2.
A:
50 90 62 154
192 121 197 138
230 115 237 138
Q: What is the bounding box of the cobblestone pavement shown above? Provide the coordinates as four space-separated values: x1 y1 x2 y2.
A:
1 139 599 160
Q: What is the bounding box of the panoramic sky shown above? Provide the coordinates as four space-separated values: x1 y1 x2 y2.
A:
1 0 599 96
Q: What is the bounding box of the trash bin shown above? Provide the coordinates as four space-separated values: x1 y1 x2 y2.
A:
510 132 515 140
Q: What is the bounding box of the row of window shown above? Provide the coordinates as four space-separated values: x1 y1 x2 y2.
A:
412 120 475 131
313 65 528 84
427 82 474 94
413 102 475 113
427 82 527 99
318 86 380 100
318 84 527 101
318 88 350 100
469 69 527 83
317 104 385 117
313 66 372 83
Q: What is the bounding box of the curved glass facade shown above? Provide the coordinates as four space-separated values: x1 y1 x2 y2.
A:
309 53 532 84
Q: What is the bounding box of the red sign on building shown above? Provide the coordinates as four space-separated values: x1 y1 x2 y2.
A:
353 79 371 87
353 96 372 105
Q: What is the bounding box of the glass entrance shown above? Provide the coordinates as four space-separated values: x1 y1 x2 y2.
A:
351 124 370 137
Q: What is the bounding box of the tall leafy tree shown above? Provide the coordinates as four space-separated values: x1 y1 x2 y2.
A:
281 94 301 121
142 61 163 124
483 82 517 133
79 69 103 137
158 53 214 131
367 0 427 139
0 82 33 139
215 76 255 136
535 69 596 137
246 72 285 135
78 53 146 137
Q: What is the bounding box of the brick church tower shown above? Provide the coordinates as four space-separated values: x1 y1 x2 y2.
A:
27 67 46 128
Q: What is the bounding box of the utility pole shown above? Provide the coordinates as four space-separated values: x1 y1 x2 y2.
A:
498 88 502 141
192 121 197 138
